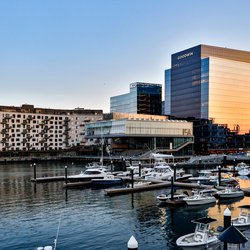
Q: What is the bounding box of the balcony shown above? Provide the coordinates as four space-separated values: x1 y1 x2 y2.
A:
26 115 34 120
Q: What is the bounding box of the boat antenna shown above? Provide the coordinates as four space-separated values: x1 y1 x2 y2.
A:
54 214 62 250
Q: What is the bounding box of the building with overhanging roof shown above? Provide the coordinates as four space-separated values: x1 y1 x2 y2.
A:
85 113 193 156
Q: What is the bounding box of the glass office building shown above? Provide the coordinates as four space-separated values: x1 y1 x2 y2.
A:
165 45 250 134
110 82 162 115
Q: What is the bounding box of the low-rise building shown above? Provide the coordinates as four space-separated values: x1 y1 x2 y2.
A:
0 104 102 151
85 113 194 156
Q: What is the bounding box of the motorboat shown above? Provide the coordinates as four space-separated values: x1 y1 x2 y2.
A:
157 193 188 206
144 163 191 182
67 167 111 182
183 190 216 206
231 205 250 231
191 188 218 197
188 170 217 185
216 187 244 199
176 217 220 249
237 162 250 176
189 170 238 186
91 175 123 188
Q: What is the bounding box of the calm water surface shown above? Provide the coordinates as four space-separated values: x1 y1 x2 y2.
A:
0 162 249 250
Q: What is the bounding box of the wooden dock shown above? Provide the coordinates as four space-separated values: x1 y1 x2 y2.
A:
105 181 214 196
63 181 92 188
31 176 65 182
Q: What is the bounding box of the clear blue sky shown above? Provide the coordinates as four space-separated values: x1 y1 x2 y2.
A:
0 0 249 112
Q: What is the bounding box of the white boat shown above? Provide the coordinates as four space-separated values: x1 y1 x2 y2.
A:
157 193 187 202
231 205 250 231
216 187 244 199
67 167 111 182
183 190 216 206
237 163 250 176
188 170 217 185
144 163 191 182
176 217 220 250
189 170 238 186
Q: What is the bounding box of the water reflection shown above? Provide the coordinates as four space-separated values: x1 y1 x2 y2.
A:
0 162 250 250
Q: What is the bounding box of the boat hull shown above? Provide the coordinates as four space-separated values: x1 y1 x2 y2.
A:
217 191 244 199
91 178 123 187
176 233 220 250
184 197 216 206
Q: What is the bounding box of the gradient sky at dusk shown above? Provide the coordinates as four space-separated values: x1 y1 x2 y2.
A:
0 0 250 112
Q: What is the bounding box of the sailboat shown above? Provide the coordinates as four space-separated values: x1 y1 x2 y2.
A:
35 214 61 250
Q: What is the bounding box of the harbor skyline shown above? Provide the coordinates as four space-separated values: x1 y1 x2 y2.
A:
1 0 250 112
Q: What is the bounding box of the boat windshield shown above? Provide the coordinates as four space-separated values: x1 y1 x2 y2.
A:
84 170 102 175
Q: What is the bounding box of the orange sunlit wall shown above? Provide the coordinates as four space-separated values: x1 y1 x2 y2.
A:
209 57 250 134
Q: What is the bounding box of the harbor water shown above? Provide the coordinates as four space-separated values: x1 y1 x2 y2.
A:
0 161 249 250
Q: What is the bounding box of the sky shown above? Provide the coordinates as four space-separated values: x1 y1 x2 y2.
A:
0 0 250 113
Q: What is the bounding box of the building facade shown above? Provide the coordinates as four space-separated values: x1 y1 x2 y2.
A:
165 45 250 134
110 82 162 115
85 113 194 156
0 104 103 151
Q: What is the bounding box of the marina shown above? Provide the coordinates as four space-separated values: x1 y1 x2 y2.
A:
0 161 250 249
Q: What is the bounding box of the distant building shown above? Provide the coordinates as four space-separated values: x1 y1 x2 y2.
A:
110 82 162 115
85 112 194 156
0 104 102 151
165 45 250 134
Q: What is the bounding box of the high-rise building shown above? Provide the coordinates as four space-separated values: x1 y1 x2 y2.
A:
165 45 250 134
110 82 162 115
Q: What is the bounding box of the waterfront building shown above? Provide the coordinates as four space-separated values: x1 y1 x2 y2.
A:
165 45 250 134
85 112 194 156
110 82 162 115
0 104 102 151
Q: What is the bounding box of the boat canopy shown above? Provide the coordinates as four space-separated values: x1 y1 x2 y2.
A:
151 153 174 159
192 217 217 224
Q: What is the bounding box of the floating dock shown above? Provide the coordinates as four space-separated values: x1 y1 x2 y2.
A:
105 181 214 196
31 176 65 182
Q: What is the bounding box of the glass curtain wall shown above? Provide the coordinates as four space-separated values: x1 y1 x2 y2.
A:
164 69 171 115
171 45 202 118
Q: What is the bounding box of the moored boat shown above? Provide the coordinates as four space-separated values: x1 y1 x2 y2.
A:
67 167 111 182
183 190 216 206
216 187 244 199
157 193 188 206
231 205 250 231
176 217 220 249
91 175 123 187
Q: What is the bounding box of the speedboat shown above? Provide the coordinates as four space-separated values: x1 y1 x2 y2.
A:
231 205 250 231
67 167 111 182
236 162 250 175
144 163 190 182
237 163 250 176
188 170 217 185
157 192 188 206
176 217 220 249
183 190 216 206
216 187 244 199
